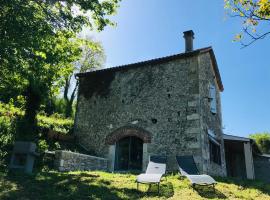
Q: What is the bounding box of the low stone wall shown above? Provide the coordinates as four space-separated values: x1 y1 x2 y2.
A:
254 155 270 183
54 150 108 172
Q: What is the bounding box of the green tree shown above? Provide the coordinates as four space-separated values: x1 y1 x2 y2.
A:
63 38 105 118
225 0 270 47
250 132 270 154
0 0 120 137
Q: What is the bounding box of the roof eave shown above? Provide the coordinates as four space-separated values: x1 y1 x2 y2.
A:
76 47 224 92
76 47 209 78
200 48 224 92
223 134 252 142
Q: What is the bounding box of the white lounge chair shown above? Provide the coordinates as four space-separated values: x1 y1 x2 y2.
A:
136 156 167 193
176 156 216 190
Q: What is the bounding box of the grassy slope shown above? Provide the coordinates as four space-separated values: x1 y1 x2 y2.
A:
0 171 270 200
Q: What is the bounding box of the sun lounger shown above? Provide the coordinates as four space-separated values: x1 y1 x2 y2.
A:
176 156 216 189
136 155 167 193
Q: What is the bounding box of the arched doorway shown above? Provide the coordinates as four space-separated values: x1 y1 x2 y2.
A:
115 136 143 171
105 126 151 171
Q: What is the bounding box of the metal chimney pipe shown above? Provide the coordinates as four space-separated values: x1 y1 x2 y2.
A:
183 30 194 52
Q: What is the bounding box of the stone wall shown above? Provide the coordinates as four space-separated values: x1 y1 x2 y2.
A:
75 55 203 171
254 155 270 183
54 151 108 172
198 52 226 176
74 50 225 175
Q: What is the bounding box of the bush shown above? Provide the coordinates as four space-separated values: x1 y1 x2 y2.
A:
250 133 270 154
37 113 74 134
0 101 74 168
0 103 19 167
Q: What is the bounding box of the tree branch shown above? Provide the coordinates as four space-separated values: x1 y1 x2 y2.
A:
241 29 270 48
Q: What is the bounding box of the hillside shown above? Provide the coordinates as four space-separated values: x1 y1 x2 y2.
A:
1 171 270 200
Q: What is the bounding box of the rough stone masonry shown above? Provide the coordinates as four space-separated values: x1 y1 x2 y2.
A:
74 31 226 176
54 151 108 172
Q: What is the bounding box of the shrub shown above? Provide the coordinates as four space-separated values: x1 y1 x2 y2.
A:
37 113 74 134
0 103 18 167
0 101 74 168
250 133 270 154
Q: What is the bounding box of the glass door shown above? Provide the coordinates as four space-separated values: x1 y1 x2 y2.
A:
115 136 143 171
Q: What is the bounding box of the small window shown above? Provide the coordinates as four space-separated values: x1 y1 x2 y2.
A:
209 140 221 165
209 83 217 114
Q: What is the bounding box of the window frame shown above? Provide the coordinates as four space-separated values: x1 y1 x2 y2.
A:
209 138 221 165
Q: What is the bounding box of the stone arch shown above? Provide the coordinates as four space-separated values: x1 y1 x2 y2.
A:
105 126 152 145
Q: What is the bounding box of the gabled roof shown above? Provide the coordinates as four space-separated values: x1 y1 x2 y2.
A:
76 47 224 92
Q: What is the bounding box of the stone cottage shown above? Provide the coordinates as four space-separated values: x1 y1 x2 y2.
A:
74 30 227 176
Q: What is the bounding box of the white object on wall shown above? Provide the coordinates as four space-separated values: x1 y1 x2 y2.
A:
209 84 217 114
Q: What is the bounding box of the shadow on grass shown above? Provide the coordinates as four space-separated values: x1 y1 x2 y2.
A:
176 176 227 199
216 176 270 196
1 171 138 200
193 186 227 199
137 181 174 199
1 171 174 200
77 172 100 178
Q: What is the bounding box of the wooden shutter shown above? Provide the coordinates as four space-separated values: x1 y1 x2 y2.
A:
209 84 217 114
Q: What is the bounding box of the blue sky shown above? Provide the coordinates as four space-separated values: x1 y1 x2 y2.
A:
84 0 269 137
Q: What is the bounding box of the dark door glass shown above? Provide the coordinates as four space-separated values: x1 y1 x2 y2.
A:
129 137 143 170
115 136 143 171
116 137 130 170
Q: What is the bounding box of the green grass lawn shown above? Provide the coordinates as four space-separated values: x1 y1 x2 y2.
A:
0 171 270 200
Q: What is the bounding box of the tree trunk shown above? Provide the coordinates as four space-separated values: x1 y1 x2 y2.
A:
65 100 73 118
19 83 41 139
64 76 79 118
63 77 70 102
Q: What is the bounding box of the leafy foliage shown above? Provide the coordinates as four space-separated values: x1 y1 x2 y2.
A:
0 103 21 166
250 132 270 154
0 102 74 166
37 113 74 134
63 38 105 117
0 0 120 135
225 0 270 47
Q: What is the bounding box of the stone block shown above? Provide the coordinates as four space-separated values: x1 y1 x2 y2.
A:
188 141 200 149
185 128 200 134
187 113 200 120
188 101 197 107
54 150 108 172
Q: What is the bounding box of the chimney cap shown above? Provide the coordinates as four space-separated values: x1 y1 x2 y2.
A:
183 30 194 39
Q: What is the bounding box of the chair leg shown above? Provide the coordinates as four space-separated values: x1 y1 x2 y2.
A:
147 183 151 193
192 184 195 191
212 184 215 192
